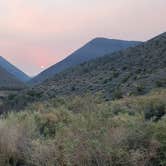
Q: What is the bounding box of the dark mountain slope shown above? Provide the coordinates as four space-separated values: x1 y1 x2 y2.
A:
37 32 166 98
0 56 30 82
0 66 25 90
30 38 141 84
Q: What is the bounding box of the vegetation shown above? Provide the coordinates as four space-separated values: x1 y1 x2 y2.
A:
0 89 166 166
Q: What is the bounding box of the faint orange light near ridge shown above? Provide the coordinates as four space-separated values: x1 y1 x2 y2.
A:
41 66 44 69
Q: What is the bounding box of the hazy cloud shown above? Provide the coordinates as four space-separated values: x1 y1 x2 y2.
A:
0 0 165 75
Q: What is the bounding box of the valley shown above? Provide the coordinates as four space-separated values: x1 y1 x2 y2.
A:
0 32 165 166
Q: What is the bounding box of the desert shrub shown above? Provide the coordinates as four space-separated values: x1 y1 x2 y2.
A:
134 83 145 95
71 86 76 91
112 88 123 100
34 109 72 138
121 75 130 83
155 79 166 88
7 94 17 101
0 89 166 165
112 71 119 78
67 94 101 113
0 112 36 166
147 117 166 166
111 89 166 120
144 101 165 121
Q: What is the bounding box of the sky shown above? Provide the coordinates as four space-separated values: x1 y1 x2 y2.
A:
0 0 166 76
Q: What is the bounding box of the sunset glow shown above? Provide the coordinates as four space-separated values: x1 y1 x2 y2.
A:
0 0 166 76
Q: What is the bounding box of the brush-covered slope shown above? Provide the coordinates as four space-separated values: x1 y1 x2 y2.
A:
0 65 25 90
37 32 166 98
0 56 30 82
30 38 141 84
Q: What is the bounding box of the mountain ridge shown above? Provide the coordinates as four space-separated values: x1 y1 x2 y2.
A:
36 32 166 98
30 38 141 85
0 56 30 82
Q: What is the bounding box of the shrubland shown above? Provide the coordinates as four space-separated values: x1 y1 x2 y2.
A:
0 89 166 166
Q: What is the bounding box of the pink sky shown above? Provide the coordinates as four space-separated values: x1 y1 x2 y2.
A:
0 0 166 76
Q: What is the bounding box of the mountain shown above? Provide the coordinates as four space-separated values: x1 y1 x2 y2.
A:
0 65 25 90
30 38 141 84
2 32 166 111
0 56 30 82
36 32 166 98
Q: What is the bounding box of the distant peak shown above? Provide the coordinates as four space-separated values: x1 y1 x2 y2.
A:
89 37 110 43
92 37 110 41
90 37 141 44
